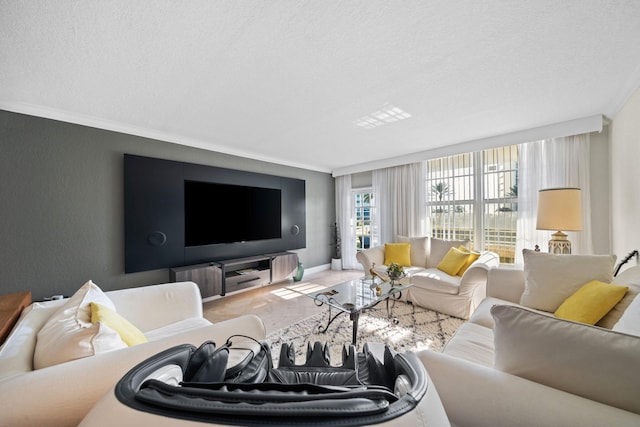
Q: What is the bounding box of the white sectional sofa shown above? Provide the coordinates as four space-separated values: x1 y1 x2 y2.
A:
419 251 640 427
0 281 266 427
357 236 499 319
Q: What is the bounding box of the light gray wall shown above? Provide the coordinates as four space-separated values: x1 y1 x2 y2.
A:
0 110 335 301
589 129 611 254
611 85 640 263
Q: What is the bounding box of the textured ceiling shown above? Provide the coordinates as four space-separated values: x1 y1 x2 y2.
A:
2 1 640 173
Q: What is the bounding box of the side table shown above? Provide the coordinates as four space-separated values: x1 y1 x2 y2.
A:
0 291 32 346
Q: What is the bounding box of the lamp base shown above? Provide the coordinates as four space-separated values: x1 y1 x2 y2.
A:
548 230 571 254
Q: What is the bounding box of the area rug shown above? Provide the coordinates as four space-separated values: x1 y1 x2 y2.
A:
266 301 464 365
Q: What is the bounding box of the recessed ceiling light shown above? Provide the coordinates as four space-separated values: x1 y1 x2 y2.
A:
353 104 412 129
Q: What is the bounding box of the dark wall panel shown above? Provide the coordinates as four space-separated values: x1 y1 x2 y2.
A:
124 155 184 272
124 154 306 273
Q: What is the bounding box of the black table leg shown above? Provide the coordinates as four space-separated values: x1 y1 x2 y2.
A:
350 311 359 345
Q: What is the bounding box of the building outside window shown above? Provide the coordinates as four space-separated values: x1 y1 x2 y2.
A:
426 145 518 263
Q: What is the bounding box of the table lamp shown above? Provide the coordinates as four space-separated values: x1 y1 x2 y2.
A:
536 188 582 254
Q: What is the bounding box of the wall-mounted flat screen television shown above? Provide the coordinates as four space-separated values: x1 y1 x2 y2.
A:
184 181 282 246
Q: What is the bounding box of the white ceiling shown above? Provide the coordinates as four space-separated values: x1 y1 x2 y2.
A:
2 1 640 174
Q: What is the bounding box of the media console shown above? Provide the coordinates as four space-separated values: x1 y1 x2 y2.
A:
170 252 298 298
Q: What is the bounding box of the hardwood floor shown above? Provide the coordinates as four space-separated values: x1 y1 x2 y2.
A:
202 269 362 335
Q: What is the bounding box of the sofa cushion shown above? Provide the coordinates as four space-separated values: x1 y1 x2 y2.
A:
442 322 494 367
468 297 523 328
456 246 481 276
492 304 640 414
90 302 147 346
520 249 616 312
143 317 213 341
397 235 429 267
554 280 628 325
384 243 412 266
428 238 470 268
613 293 640 336
33 281 127 369
437 247 470 275
411 268 461 295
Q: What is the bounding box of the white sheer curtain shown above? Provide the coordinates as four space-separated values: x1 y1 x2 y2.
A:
372 162 426 244
515 134 593 263
335 175 357 269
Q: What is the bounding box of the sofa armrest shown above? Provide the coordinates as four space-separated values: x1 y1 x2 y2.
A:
356 246 386 273
418 350 640 427
107 282 203 333
0 315 266 427
486 267 525 303
458 251 499 295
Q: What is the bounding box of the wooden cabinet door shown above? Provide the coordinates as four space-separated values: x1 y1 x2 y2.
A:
271 253 298 283
170 264 222 298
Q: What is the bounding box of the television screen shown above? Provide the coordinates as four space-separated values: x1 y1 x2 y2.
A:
184 181 282 246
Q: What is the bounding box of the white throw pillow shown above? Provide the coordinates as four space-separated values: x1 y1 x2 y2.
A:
34 280 127 369
613 294 640 336
492 304 640 414
520 249 616 312
396 235 429 267
428 238 470 268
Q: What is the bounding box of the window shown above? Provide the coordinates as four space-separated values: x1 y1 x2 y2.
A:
426 145 518 263
354 189 374 250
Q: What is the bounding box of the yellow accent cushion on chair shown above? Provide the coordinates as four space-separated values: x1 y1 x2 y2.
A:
384 243 412 266
437 247 470 276
90 302 148 346
456 245 481 276
554 280 628 325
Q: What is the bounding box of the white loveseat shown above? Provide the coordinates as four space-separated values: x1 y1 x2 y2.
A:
419 251 640 427
0 281 266 427
356 236 499 319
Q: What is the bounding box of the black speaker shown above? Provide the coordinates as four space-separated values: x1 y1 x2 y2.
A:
147 231 167 247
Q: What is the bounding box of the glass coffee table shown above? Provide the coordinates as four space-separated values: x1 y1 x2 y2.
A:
287 278 412 345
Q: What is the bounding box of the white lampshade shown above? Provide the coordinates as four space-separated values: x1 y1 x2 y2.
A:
536 188 583 231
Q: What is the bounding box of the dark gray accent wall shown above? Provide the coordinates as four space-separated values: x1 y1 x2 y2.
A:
0 110 335 301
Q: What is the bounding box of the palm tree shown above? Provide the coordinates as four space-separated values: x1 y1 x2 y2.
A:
431 182 450 201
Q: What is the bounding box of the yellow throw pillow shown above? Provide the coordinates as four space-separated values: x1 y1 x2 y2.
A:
554 280 629 325
456 245 481 276
437 247 469 276
384 243 412 266
90 302 147 346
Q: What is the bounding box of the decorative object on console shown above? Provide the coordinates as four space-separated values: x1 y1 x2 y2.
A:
536 187 582 254
293 262 304 282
